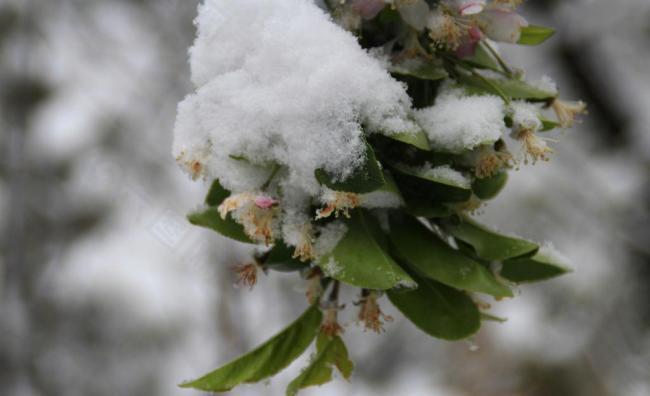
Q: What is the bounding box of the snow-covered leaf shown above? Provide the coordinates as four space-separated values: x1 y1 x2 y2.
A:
317 211 415 290
443 216 539 261
461 75 558 101
390 58 448 81
385 128 432 151
390 162 472 205
315 141 385 194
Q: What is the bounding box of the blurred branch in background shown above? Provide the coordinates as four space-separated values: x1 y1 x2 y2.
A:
0 0 648 395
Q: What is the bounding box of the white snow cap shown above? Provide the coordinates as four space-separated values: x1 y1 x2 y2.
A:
414 88 507 153
174 0 414 195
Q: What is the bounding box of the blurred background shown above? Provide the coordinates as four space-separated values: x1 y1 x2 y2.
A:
0 0 648 395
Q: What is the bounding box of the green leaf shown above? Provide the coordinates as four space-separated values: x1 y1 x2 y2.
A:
205 179 230 207
390 58 448 81
472 172 508 200
460 74 557 101
318 211 415 290
464 42 501 72
180 305 322 392
387 273 480 340
385 129 432 151
539 116 561 132
518 25 555 46
390 162 472 207
264 240 310 272
187 207 253 244
286 334 353 396
501 248 571 283
390 216 512 298
315 140 385 193
443 216 538 261
361 170 404 207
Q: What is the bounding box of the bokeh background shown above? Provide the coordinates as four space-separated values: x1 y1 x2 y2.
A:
1 0 649 395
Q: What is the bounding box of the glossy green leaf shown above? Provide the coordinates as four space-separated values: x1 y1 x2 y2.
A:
443 216 538 261
286 334 353 396
180 305 322 392
187 207 253 244
205 179 230 207
390 216 512 298
386 129 432 151
318 211 415 290
518 25 555 45
472 172 508 200
390 58 448 81
264 240 310 272
315 140 385 193
501 249 571 283
387 273 480 340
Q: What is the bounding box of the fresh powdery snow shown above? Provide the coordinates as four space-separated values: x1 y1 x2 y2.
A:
510 101 542 132
415 89 507 153
173 0 415 195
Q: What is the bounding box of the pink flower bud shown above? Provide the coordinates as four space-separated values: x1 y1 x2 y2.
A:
350 0 386 20
454 25 482 58
479 8 528 43
254 196 278 209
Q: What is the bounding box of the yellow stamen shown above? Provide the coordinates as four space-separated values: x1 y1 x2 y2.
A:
316 192 360 219
292 224 316 262
551 98 587 128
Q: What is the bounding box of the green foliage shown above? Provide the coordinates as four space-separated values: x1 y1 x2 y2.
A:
286 334 353 396
390 58 448 81
180 305 322 392
315 140 385 193
518 25 556 45
501 250 571 283
317 211 415 289
386 128 432 151
264 240 310 272
472 172 508 200
187 207 253 243
443 216 539 261
387 273 480 340
181 4 574 393
390 216 512 298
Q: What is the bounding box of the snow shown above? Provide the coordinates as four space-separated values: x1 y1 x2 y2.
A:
174 0 415 198
421 164 471 189
414 89 507 153
314 221 348 258
510 101 542 132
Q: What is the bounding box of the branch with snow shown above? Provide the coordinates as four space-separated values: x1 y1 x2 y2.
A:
173 0 585 394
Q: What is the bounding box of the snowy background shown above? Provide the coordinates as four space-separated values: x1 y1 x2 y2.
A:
1 0 649 395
